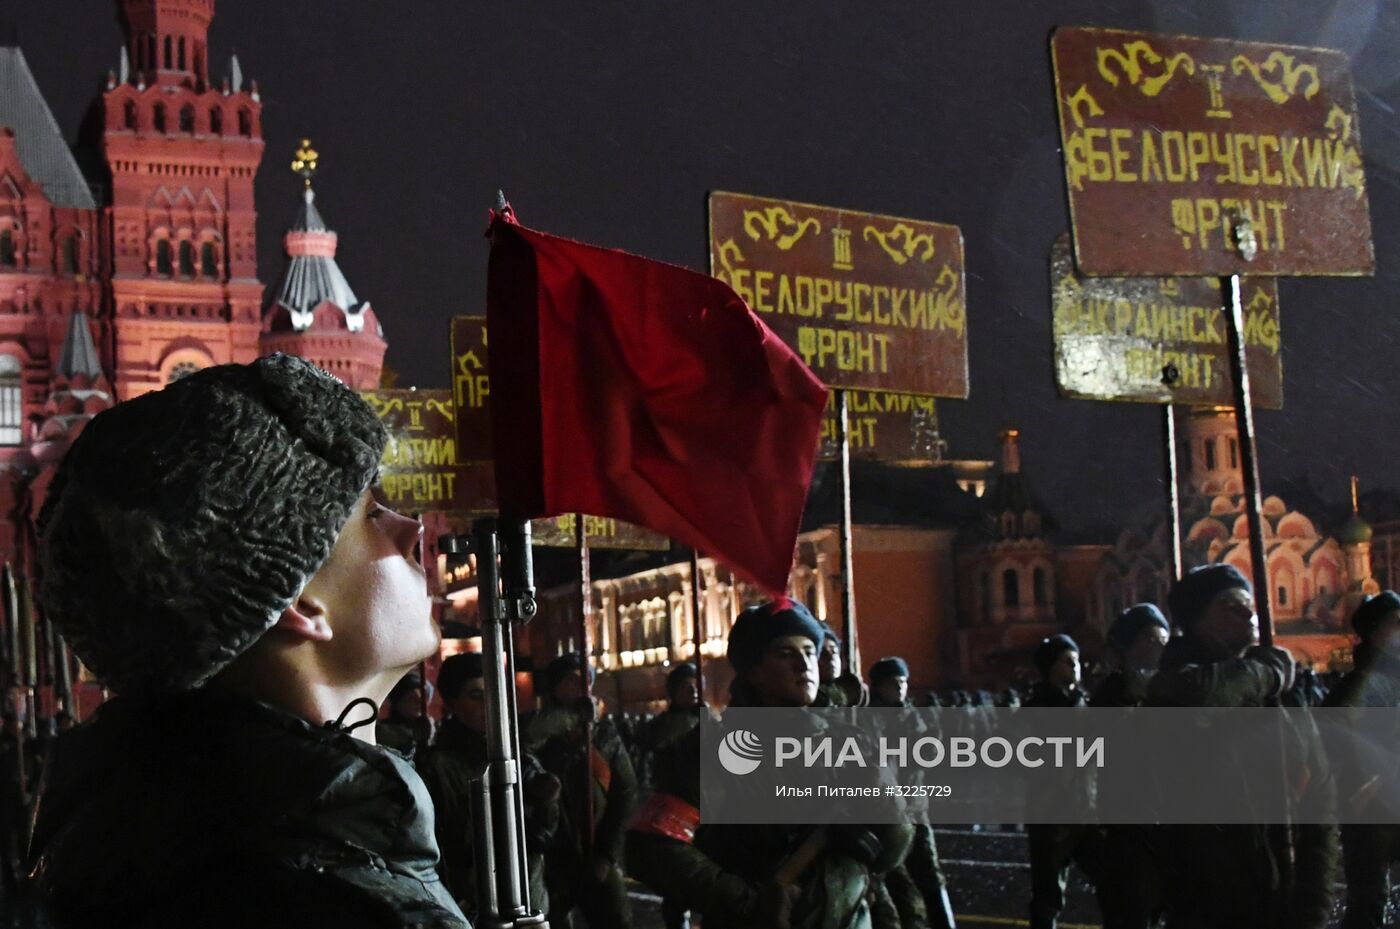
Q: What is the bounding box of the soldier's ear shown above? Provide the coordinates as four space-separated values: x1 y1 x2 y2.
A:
275 596 333 642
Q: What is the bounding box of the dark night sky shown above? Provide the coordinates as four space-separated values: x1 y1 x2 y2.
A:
10 1 1400 539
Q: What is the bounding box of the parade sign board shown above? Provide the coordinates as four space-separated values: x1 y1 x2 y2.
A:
1051 26 1373 276
708 191 968 397
1051 236 1283 408
529 513 670 552
450 316 493 461
361 389 496 514
819 390 945 463
448 316 669 551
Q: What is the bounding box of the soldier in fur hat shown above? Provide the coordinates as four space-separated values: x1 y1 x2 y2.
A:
27 355 467 928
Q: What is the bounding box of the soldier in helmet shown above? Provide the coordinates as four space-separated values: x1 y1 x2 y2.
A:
627 599 914 929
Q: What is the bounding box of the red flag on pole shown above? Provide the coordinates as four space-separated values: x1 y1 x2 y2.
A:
485 208 827 595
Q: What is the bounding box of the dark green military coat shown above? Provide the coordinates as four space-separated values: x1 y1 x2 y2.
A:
417 716 555 917
28 689 468 929
628 706 914 929
1143 636 1339 929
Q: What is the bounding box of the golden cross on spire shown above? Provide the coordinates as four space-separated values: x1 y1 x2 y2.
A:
291 138 319 187
1352 475 1360 513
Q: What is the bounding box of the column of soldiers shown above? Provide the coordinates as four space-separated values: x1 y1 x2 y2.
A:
404 567 1400 929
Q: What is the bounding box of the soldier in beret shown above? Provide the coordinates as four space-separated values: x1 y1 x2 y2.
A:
27 355 467 928
1145 564 1337 929
627 598 914 929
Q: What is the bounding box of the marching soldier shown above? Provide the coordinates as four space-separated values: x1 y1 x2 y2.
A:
1090 603 1170 710
1147 564 1338 929
642 662 705 929
627 598 914 929
525 652 637 928
1093 604 1170 929
1023 635 1100 929
1324 591 1400 929
418 651 560 917
869 655 958 929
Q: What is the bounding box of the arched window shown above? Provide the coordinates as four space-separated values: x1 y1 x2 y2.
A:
209 107 222 135
194 46 204 80
147 35 156 72
178 37 186 71
1003 569 1020 609
62 234 79 275
238 108 252 137
200 241 218 277
155 238 172 276
163 35 173 70
167 360 202 383
179 105 195 133
1033 568 1048 606
0 230 14 267
124 99 138 130
1204 439 1216 470
1229 439 1239 469
153 103 167 134
178 240 195 277
0 355 21 446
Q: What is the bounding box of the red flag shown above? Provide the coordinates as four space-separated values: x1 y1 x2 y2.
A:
486 210 827 595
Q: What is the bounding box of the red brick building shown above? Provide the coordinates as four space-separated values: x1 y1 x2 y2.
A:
0 1 387 718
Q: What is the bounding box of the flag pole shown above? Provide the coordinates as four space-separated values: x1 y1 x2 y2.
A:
835 388 861 675
1221 218 1272 645
574 515 596 860
1163 404 1183 582
689 547 705 703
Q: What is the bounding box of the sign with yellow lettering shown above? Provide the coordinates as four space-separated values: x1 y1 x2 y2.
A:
1051 236 1282 408
360 389 496 515
447 316 669 550
529 513 670 552
818 391 945 464
450 316 492 461
708 191 968 397
1051 26 1373 276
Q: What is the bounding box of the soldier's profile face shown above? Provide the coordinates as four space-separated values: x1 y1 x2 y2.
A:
1373 612 1400 658
671 678 699 709
1126 625 1170 671
745 634 818 707
819 638 841 682
553 669 585 704
1201 587 1258 653
453 678 488 732
298 489 439 680
1048 650 1080 689
874 674 908 705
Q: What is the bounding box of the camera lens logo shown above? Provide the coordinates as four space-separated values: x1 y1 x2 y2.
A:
717 729 764 776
